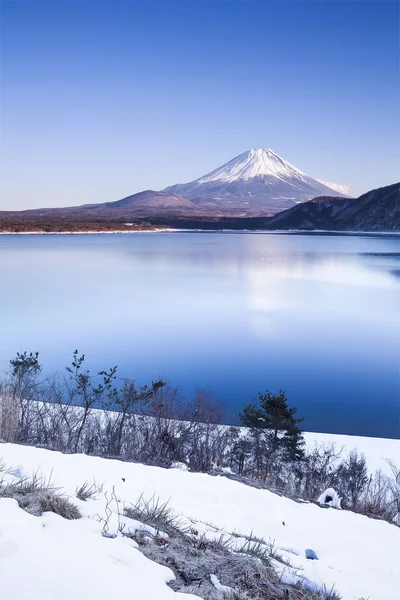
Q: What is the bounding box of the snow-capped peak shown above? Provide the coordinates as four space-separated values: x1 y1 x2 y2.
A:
196 148 309 185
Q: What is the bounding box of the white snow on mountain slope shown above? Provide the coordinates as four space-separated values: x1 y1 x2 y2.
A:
1 441 399 600
196 148 311 185
164 148 348 214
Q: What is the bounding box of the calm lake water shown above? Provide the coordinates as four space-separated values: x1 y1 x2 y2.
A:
1 232 399 438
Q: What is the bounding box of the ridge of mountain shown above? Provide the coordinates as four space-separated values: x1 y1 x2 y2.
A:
264 182 400 231
0 190 203 219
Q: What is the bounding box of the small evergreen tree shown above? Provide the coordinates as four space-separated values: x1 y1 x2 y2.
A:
10 351 41 401
240 390 304 475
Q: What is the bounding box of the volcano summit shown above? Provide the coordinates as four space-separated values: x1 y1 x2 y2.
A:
165 148 347 216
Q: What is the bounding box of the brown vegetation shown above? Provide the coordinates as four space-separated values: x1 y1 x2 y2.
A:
0 215 159 233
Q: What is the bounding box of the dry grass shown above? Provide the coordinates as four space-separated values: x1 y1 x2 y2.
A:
76 481 99 501
123 495 341 600
0 468 81 520
124 493 188 536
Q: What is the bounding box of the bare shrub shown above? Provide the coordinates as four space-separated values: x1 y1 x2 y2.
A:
335 450 369 510
359 468 399 523
139 386 191 467
386 460 400 524
0 392 19 443
95 486 121 537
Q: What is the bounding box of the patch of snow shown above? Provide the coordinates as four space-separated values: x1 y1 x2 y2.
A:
210 573 232 594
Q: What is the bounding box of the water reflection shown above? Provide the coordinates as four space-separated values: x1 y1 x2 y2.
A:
0 232 399 437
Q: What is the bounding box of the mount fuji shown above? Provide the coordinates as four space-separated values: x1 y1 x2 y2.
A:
165 148 348 216
0 149 350 230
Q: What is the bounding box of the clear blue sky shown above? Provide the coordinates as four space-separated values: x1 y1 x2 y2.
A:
1 0 399 209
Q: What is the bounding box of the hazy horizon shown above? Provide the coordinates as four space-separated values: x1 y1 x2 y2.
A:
1 0 399 211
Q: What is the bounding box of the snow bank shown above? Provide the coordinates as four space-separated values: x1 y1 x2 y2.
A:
1 442 399 600
304 431 400 475
0 497 199 600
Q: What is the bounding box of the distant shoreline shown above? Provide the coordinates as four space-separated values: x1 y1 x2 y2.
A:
0 228 177 235
0 228 399 236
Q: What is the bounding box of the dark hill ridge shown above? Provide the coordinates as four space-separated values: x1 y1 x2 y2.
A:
265 183 400 231
0 189 205 232
1 190 204 219
1 183 399 233
80 190 203 215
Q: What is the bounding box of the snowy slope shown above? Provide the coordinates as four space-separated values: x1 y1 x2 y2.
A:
303 431 400 476
1 498 198 600
195 149 312 184
165 149 347 216
1 440 399 600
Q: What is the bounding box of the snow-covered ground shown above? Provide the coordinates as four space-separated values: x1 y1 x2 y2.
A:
1 436 399 600
303 431 400 475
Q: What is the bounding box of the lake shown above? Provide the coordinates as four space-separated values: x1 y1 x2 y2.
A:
0 232 399 438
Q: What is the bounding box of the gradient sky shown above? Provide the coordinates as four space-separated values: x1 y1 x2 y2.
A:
1 0 399 210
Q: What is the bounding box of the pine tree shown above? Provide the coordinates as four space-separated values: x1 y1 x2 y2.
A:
240 390 304 474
